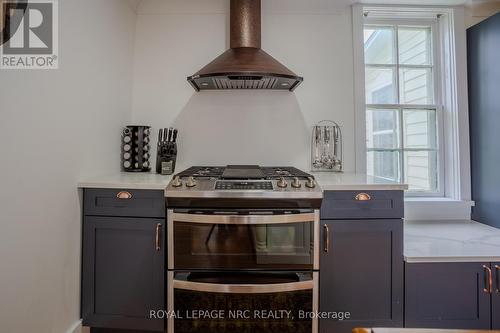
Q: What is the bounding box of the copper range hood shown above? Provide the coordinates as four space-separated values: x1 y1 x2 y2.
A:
187 0 303 91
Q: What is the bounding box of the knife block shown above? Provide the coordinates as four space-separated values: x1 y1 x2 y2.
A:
156 141 177 175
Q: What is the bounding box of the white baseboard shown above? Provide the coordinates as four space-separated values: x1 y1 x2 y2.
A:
65 320 88 333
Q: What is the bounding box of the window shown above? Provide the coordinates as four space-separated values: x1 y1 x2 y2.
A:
353 6 472 217
363 20 442 195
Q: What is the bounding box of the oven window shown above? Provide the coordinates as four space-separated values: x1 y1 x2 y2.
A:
173 221 314 270
173 288 312 333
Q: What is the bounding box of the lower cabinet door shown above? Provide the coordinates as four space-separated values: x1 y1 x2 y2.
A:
493 262 500 329
319 219 404 333
405 262 491 329
82 216 165 331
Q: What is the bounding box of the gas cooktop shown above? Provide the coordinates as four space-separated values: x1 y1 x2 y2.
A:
165 165 322 209
175 165 313 180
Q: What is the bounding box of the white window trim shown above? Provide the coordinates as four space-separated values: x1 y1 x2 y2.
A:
352 5 473 218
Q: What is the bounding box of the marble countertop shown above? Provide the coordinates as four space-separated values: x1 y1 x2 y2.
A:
78 173 173 190
404 220 500 263
78 172 407 191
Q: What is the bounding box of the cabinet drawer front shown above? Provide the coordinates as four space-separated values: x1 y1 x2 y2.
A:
320 190 404 219
84 189 165 218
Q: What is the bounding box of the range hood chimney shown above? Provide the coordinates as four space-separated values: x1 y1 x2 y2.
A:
187 0 303 91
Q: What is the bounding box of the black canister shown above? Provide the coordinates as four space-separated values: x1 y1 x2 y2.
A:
122 125 151 172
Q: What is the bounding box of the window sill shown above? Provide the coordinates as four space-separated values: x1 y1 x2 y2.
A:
404 198 474 220
405 197 475 204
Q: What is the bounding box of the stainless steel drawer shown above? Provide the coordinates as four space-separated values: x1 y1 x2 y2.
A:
83 188 165 218
320 190 404 219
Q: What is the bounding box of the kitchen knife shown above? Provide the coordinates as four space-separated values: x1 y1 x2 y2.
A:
172 129 178 143
158 129 163 143
163 128 168 144
164 128 169 152
168 127 173 142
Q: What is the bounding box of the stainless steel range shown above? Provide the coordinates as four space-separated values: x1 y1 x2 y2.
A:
165 165 323 333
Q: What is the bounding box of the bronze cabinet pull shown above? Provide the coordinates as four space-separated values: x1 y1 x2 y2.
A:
323 224 330 253
116 191 132 199
355 193 371 201
483 265 493 293
495 265 500 293
155 223 161 251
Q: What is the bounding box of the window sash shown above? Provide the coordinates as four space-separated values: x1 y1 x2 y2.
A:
367 106 442 195
363 20 444 196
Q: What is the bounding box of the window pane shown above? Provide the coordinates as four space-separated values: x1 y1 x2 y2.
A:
399 67 433 104
398 27 432 65
364 26 395 65
367 151 400 182
403 109 437 149
366 109 400 149
365 67 397 104
404 150 438 192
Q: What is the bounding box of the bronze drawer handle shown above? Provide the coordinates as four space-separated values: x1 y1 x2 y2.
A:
495 265 500 293
483 265 493 293
116 191 132 199
355 193 371 201
155 223 161 251
323 224 330 253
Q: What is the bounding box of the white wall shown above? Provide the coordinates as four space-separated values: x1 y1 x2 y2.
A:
0 1 136 332
465 0 500 27
131 0 356 171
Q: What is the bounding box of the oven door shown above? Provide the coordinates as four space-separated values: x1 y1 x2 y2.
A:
167 271 318 333
168 209 319 271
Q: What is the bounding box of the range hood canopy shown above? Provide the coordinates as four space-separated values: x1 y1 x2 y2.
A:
187 0 303 92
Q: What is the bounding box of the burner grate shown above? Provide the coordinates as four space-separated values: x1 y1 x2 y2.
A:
262 167 312 179
176 166 225 178
175 166 313 180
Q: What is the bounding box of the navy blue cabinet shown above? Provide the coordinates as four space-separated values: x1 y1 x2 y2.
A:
493 263 500 329
81 189 165 332
319 190 404 333
405 262 492 329
468 12 500 229
319 219 404 333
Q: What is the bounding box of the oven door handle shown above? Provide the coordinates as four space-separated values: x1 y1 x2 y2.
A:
173 279 314 294
171 212 315 225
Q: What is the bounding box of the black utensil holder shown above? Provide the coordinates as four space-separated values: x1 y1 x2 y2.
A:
156 142 177 175
121 125 151 172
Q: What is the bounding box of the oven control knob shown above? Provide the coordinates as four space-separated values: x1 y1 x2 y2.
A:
291 177 302 188
277 177 288 188
305 176 316 188
172 176 182 187
186 176 197 188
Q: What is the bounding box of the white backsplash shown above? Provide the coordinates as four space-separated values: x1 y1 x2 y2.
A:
131 1 356 171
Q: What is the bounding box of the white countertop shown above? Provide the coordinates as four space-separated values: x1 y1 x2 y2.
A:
404 220 500 263
78 173 173 190
78 172 407 191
